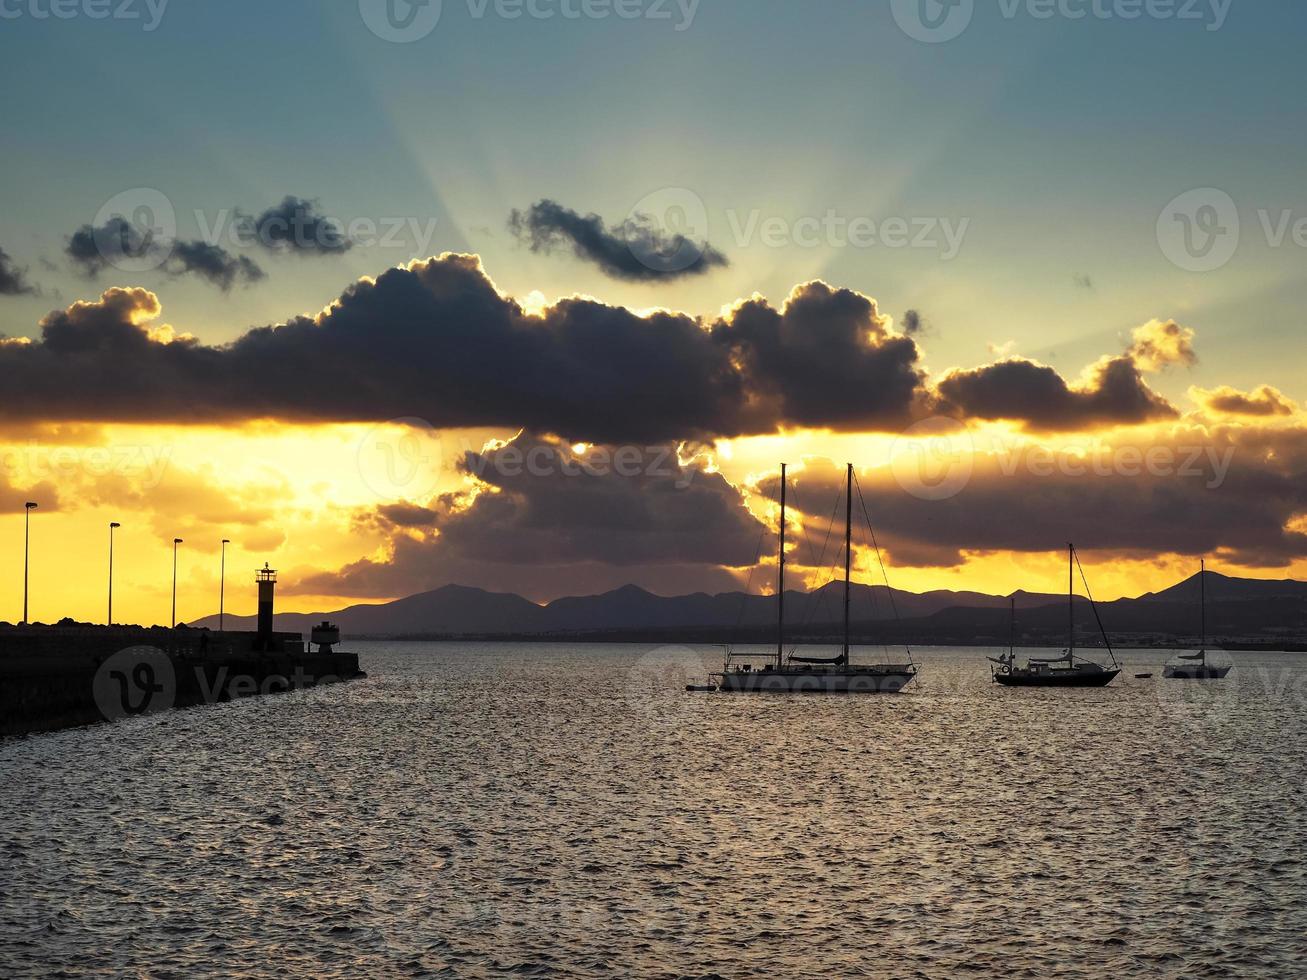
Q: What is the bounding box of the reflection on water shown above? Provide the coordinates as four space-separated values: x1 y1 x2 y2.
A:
2 643 1305 978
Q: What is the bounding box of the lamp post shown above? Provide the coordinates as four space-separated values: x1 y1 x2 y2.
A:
220 539 230 632
22 502 37 625
108 522 121 625
171 538 183 629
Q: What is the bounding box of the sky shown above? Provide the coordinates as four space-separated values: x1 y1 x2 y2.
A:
1 0 1305 624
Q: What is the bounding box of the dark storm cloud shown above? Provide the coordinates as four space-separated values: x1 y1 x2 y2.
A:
65 219 264 290
0 255 928 440
0 257 744 441
373 501 439 529
166 241 265 291
0 254 1191 443
0 247 37 296
297 432 767 600
936 320 1196 431
66 218 157 277
242 197 352 255
1193 385 1297 418
441 434 766 566
711 281 928 431
509 199 729 282
935 355 1178 430
901 309 924 335
768 434 1307 570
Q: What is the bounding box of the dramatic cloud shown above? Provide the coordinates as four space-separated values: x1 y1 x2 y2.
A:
443 434 765 566
166 241 265 291
713 281 928 431
0 247 36 296
0 255 933 441
901 309 924 335
0 254 1199 443
66 218 155 277
1126 318 1196 372
935 320 1194 431
65 219 263 290
299 432 768 600
936 357 1176 430
768 427 1307 570
241 197 351 255
509 199 729 282
1192 385 1297 418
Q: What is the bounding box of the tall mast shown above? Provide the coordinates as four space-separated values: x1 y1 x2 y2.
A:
1009 595 1016 659
777 464 786 667
1068 543 1075 660
843 463 853 666
1200 558 1206 664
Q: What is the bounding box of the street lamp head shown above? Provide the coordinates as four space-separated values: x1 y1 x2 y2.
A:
174 538 184 545
222 539 231 545
25 502 38 511
110 522 122 529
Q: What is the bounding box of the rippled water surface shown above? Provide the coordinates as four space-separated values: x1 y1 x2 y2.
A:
3 643 1307 978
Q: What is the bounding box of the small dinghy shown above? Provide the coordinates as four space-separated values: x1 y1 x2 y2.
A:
685 684 718 693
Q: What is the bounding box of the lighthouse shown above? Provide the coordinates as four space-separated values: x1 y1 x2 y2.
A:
256 563 277 649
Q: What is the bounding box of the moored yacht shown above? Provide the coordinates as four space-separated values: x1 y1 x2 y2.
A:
1163 560 1232 680
713 463 918 695
991 544 1121 688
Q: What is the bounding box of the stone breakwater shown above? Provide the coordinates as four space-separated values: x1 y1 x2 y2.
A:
0 625 364 737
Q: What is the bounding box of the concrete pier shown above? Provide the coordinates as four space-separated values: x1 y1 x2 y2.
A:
0 624 364 737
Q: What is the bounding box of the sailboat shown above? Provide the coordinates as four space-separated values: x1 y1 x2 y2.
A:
1163 560 1232 679
712 464 918 694
990 544 1121 688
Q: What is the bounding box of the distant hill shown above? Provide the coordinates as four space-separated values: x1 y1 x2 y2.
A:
193 584 542 637
191 572 1307 647
193 580 1067 637
1138 570 1307 604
